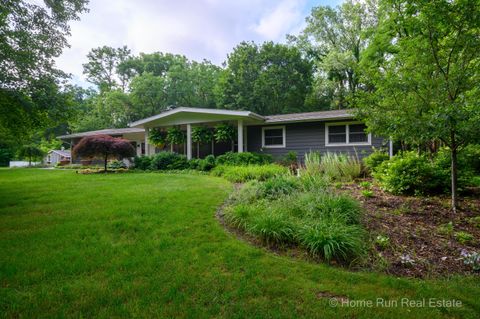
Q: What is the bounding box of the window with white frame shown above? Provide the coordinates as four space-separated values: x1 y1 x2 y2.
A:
325 122 370 146
262 126 285 148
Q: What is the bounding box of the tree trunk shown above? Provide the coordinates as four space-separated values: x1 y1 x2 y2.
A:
104 154 108 172
28 155 32 167
211 140 214 156
451 142 458 214
197 142 200 158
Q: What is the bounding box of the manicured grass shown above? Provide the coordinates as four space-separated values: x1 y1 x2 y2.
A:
0 169 479 318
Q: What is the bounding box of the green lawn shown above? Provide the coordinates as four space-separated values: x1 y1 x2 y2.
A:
0 169 478 318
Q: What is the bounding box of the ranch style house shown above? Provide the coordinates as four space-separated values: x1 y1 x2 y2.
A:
58 107 391 163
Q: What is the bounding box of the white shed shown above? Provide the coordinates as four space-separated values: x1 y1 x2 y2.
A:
45 149 71 166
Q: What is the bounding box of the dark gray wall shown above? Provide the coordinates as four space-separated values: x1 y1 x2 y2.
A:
247 121 385 162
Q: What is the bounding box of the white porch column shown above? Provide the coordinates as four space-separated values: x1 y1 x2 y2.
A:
186 124 192 160
145 127 150 156
237 120 244 153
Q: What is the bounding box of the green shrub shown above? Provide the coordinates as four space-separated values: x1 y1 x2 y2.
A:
212 164 288 182
298 220 365 262
107 160 127 169
188 158 202 170
216 151 272 166
433 147 476 191
187 155 216 171
150 152 188 170
134 156 152 170
461 144 480 174
279 151 298 166
363 150 389 173
373 152 442 195
201 155 216 171
248 211 296 245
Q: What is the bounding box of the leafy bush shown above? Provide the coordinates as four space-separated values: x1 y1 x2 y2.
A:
373 152 442 195
215 151 272 166
460 144 480 174
363 150 389 173
150 152 188 170
188 155 216 171
298 220 365 262
278 151 298 168
432 147 477 192
212 164 288 182
303 151 361 182
107 160 127 169
134 156 152 170
201 155 216 171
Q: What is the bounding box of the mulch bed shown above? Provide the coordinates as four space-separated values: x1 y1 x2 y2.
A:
338 180 480 278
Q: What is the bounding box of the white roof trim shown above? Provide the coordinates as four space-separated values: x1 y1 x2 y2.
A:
129 107 265 127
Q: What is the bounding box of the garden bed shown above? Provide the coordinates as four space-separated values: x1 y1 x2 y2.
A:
338 180 480 278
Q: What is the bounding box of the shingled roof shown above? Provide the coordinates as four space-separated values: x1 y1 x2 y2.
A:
57 128 144 140
265 109 354 123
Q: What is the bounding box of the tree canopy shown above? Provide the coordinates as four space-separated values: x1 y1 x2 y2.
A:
356 0 480 211
292 0 378 109
215 41 313 115
72 135 135 171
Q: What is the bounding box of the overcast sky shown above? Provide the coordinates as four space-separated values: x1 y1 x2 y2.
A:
55 0 341 87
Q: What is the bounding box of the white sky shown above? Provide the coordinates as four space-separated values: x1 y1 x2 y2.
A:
55 0 341 87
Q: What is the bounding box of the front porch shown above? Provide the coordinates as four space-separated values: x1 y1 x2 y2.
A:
129 107 264 160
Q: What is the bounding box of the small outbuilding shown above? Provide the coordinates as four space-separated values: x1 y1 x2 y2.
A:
45 149 71 166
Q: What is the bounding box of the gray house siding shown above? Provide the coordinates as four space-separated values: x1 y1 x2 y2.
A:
247 121 385 162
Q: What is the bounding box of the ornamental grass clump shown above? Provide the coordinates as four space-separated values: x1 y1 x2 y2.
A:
298 220 365 262
223 182 365 263
247 211 297 245
303 151 362 182
211 164 288 182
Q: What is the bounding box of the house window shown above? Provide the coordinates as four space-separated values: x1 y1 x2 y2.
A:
262 126 286 148
326 122 370 146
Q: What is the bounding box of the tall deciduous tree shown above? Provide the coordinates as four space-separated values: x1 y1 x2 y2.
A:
215 41 312 115
1 0 89 89
292 0 378 109
0 0 88 145
83 46 132 92
357 0 480 212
